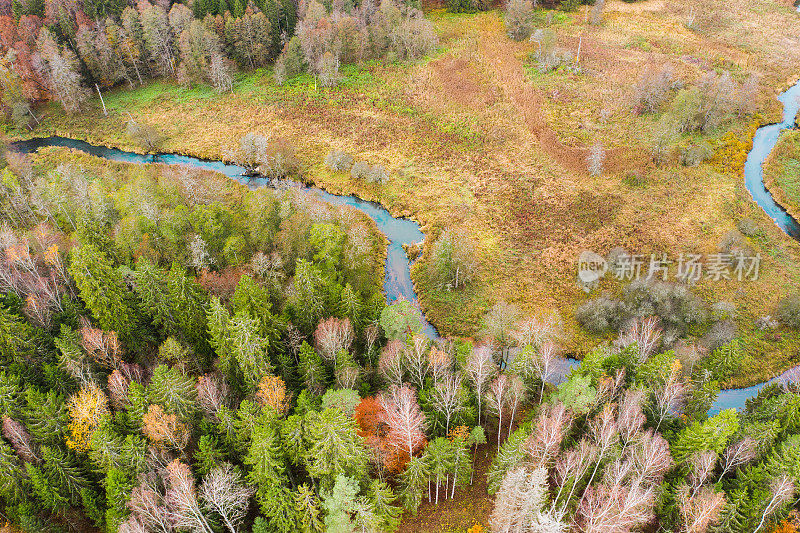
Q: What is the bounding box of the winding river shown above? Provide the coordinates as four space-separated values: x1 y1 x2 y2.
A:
10 75 800 414
10 136 438 338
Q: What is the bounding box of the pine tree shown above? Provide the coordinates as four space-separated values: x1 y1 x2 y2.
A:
399 455 429 514
673 409 740 463
367 479 402 532
69 243 138 342
322 474 359 533
147 364 198 420
294 483 323 533
0 305 34 364
245 423 288 493
299 341 328 396
339 283 362 333
194 434 226 476
22 387 67 445
303 408 369 492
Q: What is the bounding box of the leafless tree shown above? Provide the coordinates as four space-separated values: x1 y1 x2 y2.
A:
80 326 122 369
209 53 234 93
753 475 795 533
196 373 231 421
514 312 562 350
378 340 405 386
617 388 646 451
127 482 175 533
428 346 453 383
430 372 464 435
314 317 354 362
653 360 686 431
630 430 673 485
506 375 527 439
579 404 619 502
489 466 549 533
615 316 662 363
335 365 359 390
576 480 655 533
165 460 214 533
525 402 572 468
678 485 725 533
718 437 757 481
108 369 131 410
534 342 562 401
688 451 717 497
188 234 213 272
404 334 430 389
380 384 426 459
466 345 497 427
199 463 253 533
2 416 38 462
487 374 510 448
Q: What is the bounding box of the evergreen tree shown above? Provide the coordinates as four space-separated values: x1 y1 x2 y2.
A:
399 454 429 514
299 341 328 396
303 408 369 492
322 474 359 533
294 483 323 533
69 243 138 342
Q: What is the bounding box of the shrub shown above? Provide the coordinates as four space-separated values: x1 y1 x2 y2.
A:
576 294 623 333
737 218 760 237
702 319 737 351
620 280 707 333
710 301 736 322
560 0 581 12
535 47 575 73
505 0 534 41
777 294 800 330
587 142 605 176
325 150 354 172
678 141 713 166
631 64 676 114
351 161 387 184
621 171 645 187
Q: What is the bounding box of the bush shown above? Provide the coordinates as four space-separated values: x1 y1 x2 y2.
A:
560 0 581 11
505 0 534 41
631 64 676 114
678 141 713 166
325 150 354 172
576 294 624 333
622 171 646 187
702 319 737 351
737 218 760 237
446 0 489 13
777 294 800 329
710 301 736 322
615 280 707 334
351 161 387 184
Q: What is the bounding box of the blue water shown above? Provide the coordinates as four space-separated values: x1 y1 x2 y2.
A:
742 81 800 239
12 74 800 413
10 136 437 339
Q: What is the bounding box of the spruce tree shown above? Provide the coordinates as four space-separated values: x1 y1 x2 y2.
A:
69 243 138 342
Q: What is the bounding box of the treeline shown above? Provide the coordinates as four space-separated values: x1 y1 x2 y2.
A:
0 0 436 128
